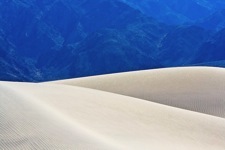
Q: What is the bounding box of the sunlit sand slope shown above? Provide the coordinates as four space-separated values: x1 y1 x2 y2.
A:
0 80 225 149
0 82 118 150
55 67 225 118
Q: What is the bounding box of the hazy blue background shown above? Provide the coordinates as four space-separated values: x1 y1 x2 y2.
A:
1 0 225 81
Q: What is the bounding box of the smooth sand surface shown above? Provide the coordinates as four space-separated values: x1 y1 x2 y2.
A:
54 67 225 118
1 67 225 149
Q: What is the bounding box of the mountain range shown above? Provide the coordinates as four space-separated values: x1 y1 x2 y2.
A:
1 0 225 81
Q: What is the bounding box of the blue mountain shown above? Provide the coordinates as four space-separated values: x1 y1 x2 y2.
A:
121 0 225 25
194 28 225 63
197 9 225 31
1 0 225 81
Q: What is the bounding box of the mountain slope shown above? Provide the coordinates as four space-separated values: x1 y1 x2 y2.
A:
156 26 210 66
0 0 171 81
194 28 225 63
121 0 225 25
197 9 225 31
1 0 225 81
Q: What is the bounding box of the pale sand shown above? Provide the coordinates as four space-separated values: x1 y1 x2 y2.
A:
54 67 225 118
0 67 225 149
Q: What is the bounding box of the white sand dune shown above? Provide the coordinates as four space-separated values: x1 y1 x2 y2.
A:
0 67 225 149
54 67 225 118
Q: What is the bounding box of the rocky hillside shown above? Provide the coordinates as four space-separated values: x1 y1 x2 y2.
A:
1 0 225 81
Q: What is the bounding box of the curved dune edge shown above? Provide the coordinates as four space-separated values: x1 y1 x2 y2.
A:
0 67 225 149
53 67 225 118
0 83 120 150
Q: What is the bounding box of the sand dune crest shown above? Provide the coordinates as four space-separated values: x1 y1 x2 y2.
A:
54 67 225 118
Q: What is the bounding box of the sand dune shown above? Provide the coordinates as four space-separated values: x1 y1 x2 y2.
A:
54 67 225 118
1 67 225 149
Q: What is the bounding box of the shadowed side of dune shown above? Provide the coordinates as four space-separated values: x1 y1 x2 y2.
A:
53 67 225 118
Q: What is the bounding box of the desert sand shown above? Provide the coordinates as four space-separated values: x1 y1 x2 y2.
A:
55 67 225 118
1 67 225 149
